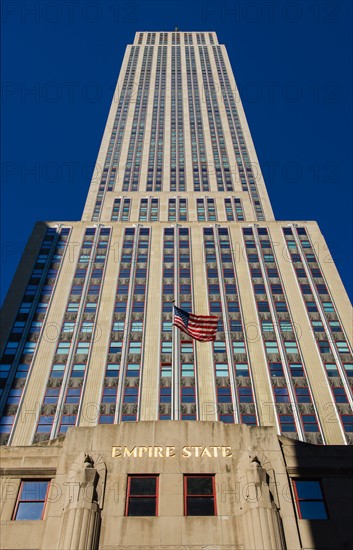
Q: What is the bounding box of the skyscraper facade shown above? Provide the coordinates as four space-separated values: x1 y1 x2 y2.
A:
1 31 352 550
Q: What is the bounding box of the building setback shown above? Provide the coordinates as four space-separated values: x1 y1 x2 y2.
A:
0 31 352 549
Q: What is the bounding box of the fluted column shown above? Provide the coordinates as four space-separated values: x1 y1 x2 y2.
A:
240 457 286 550
57 455 102 550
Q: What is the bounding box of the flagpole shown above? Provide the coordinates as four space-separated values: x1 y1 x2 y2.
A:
173 226 180 421
172 299 178 421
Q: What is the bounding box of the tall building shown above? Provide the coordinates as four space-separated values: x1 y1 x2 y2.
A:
1 31 352 550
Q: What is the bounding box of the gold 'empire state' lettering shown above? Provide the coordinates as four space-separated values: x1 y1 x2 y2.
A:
111 445 232 458
181 446 232 458
112 446 176 458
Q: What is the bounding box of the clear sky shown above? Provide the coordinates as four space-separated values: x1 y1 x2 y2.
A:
1 0 352 304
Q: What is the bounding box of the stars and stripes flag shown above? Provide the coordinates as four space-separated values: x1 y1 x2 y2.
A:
173 305 218 342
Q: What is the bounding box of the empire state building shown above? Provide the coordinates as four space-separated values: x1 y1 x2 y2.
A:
1 32 352 550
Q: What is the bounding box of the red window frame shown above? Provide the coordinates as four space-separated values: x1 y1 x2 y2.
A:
180 385 196 404
341 414 353 432
295 387 312 404
332 386 348 403
125 475 158 517
278 414 297 433
238 386 254 403
292 479 328 520
13 480 50 521
301 414 319 432
184 475 217 516
216 385 232 403
64 387 82 405
160 385 172 404
318 341 331 354
274 387 290 403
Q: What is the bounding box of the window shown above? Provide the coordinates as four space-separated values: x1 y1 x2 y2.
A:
81 321 94 334
293 480 328 520
337 341 350 354
160 364 172 379
332 387 348 403
262 321 274 333
306 302 318 313
300 284 312 295
322 302 334 313
62 322 75 333
36 303 48 313
76 342 90 355
161 342 172 354
230 320 242 332
302 415 319 432
285 342 299 354
344 363 353 377
131 321 143 332
65 388 81 404
109 342 122 354
269 363 284 377
318 341 330 354
329 321 341 332
23 342 36 355
181 364 194 377
324 363 338 377
265 341 279 354
101 387 117 403
271 284 283 294
0 415 14 433
235 363 249 377
184 475 216 516
105 363 119 377
279 414 296 432
295 387 311 403
296 268 306 278
0 364 11 379
215 363 228 377
13 321 25 333
112 321 124 332
290 363 304 377
181 386 196 404
280 321 292 332
56 342 70 355
43 388 59 404
71 364 85 377
341 415 353 432
125 476 158 516
274 387 290 403
312 321 324 333
238 387 253 403
267 268 279 278
5 342 18 355
233 341 246 354
13 481 50 520
162 321 172 332
254 284 266 294
214 342 226 354
129 342 142 354
126 363 139 377
217 387 232 403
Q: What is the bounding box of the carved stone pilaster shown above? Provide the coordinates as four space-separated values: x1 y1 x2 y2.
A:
239 455 287 550
57 453 106 550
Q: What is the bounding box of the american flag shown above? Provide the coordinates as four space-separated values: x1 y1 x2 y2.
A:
173 305 218 342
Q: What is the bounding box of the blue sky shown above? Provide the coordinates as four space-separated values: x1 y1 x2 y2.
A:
1 0 352 304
